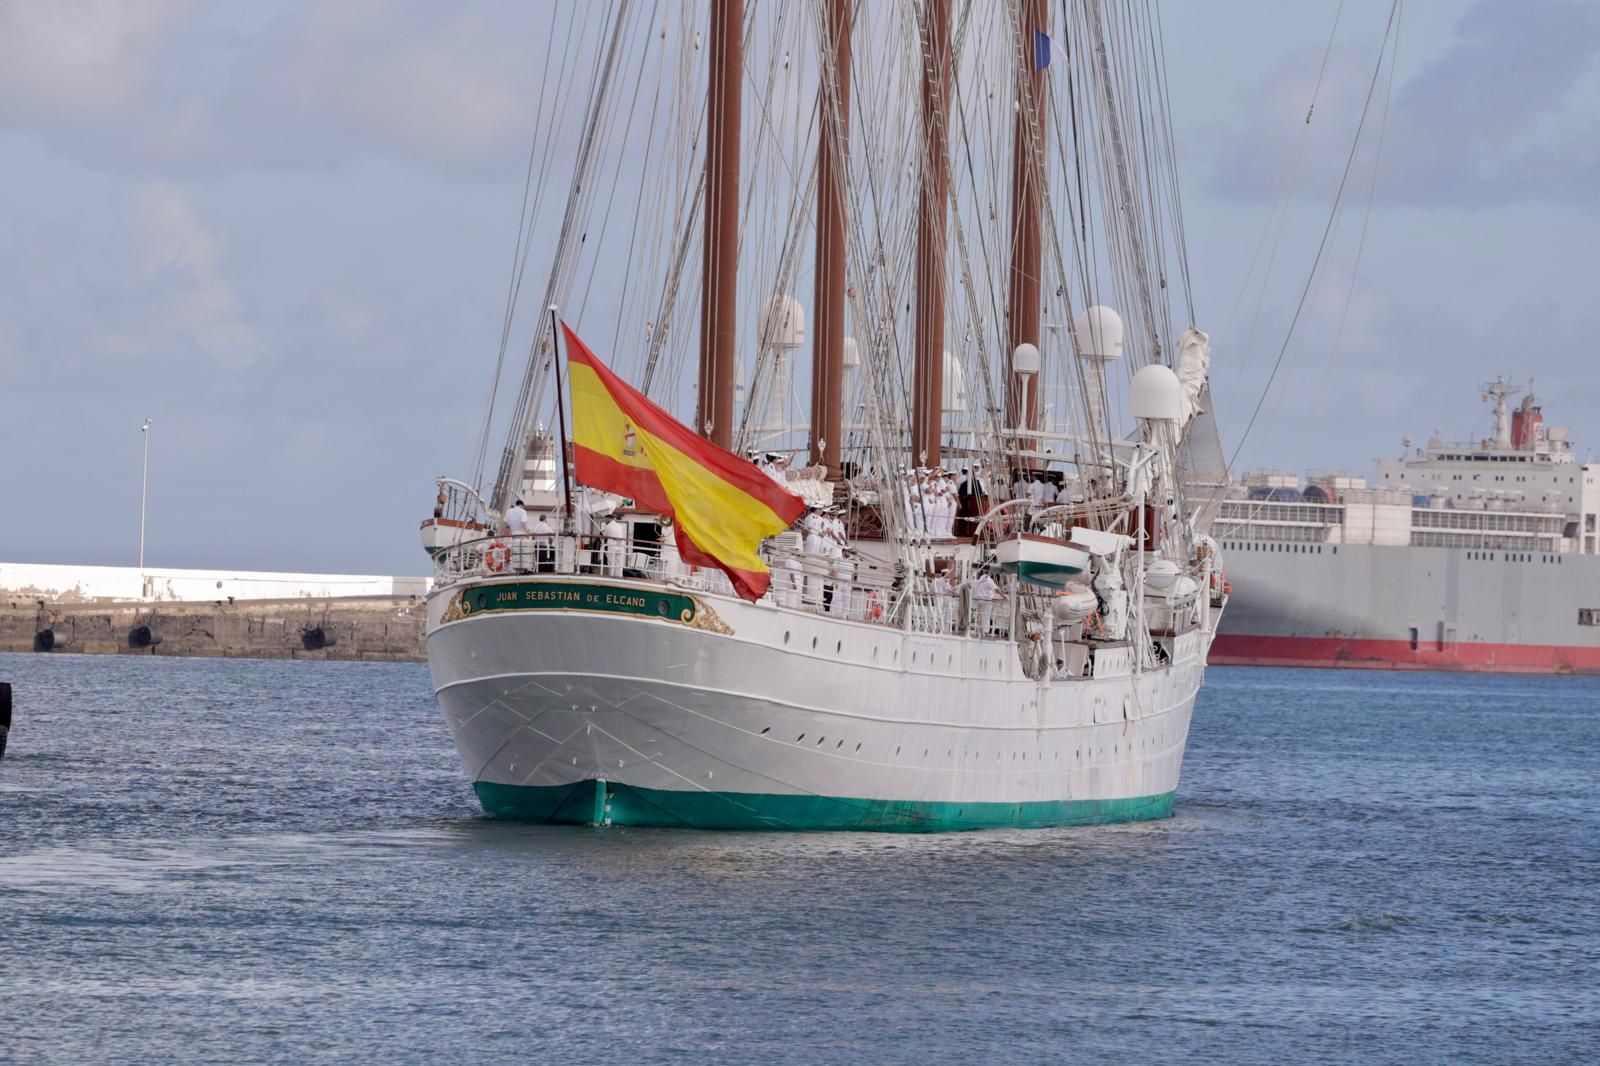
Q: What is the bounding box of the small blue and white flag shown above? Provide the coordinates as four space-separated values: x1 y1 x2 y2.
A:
1033 29 1066 70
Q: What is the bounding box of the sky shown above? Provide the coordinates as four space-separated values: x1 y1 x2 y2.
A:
2 0 1597 576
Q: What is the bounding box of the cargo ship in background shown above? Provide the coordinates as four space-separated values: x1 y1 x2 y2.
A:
1212 378 1600 674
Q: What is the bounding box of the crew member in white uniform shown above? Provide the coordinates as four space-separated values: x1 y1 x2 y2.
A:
601 516 627 577
781 551 804 608
931 567 954 631
973 569 1000 635
503 498 530 569
504 498 529 536
827 508 851 615
907 476 925 536
761 452 790 488
803 507 830 609
530 513 555 573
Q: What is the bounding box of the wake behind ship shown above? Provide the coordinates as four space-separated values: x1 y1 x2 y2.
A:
1214 378 1600 674
416 1 1243 830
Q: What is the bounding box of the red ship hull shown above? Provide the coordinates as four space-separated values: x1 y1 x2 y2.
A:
1209 634 1600 676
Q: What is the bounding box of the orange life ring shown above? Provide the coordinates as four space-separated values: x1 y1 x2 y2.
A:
868 590 884 620
485 540 511 573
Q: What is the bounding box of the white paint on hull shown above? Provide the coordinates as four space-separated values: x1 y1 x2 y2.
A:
426 578 1211 807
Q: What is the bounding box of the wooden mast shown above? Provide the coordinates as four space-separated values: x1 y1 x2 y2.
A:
912 0 952 470
810 0 852 477
1006 0 1046 447
698 0 743 448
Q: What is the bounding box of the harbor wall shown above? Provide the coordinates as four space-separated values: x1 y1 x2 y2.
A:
0 562 430 604
0 596 426 662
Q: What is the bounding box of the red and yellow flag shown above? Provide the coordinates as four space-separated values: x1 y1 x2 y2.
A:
564 322 805 602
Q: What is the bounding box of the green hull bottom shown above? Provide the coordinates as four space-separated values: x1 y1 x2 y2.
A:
473 780 1176 832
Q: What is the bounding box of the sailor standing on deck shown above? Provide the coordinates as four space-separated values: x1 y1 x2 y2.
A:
601 515 627 577
827 507 852 615
530 512 555 573
803 506 830 609
931 567 954 631
973 568 1000 635
504 498 530 570
761 452 791 488
907 475 925 536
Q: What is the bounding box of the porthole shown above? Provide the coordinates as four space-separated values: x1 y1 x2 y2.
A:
873 646 879 660
895 745 901 756
836 640 842 653
760 726 771 735
817 736 825 745
812 636 818 649
854 742 861 752
797 733 806 742
783 631 791 644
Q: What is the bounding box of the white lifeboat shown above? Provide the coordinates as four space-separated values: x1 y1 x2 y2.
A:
994 534 1091 588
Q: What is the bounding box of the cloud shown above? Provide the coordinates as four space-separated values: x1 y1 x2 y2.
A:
0 0 191 118
0 1 593 178
1203 0 1600 206
137 182 262 369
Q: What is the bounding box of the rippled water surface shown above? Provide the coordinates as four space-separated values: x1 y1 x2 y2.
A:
1 653 1595 1063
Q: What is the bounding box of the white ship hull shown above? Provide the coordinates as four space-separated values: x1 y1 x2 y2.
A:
426 576 1212 830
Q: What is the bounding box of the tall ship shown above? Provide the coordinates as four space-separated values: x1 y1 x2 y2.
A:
1213 378 1600 674
419 0 1236 829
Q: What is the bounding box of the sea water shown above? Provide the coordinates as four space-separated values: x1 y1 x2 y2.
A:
0 652 1594 1063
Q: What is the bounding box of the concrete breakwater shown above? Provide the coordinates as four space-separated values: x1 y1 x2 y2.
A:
2 596 426 662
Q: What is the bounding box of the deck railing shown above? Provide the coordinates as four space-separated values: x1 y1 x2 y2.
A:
432 533 1013 640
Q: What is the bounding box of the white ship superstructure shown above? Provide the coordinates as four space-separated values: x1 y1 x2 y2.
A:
1213 379 1600 673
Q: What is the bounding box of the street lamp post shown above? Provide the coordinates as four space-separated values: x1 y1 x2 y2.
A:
139 418 152 570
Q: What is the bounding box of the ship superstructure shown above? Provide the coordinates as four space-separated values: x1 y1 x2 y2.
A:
1212 378 1600 673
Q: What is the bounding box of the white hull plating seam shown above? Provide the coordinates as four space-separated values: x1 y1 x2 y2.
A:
425 580 1208 807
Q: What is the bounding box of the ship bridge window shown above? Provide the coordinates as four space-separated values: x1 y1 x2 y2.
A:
1580 609 1599 626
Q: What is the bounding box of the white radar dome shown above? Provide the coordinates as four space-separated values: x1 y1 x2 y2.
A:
1129 363 1183 422
758 294 806 350
1072 305 1125 361
1012 342 1041 376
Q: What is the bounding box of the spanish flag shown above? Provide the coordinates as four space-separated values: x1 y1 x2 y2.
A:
564 322 805 602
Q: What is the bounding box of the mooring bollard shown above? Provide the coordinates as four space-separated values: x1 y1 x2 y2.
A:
1 681 11 762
